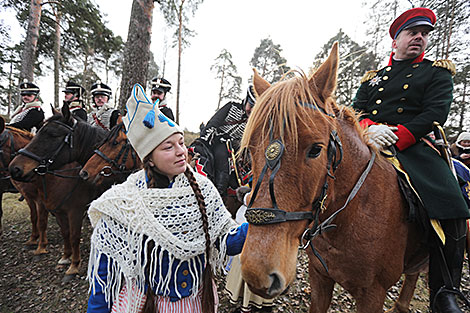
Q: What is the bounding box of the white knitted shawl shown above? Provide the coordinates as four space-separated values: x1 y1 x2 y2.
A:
87 169 236 312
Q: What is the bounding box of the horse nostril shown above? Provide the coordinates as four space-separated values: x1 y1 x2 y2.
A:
267 273 284 297
9 166 23 179
79 170 89 181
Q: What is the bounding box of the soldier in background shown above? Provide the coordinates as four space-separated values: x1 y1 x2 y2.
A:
88 81 119 130
149 77 175 120
9 80 45 133
62 81 87 121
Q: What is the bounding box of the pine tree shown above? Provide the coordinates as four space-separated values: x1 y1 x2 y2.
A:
210 49 242 110
250 38 290 84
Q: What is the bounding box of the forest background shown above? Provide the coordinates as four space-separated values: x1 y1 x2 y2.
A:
0 0 469 136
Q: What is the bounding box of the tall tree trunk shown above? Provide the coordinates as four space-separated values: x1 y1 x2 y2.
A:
54 9 61 108
119 0 155 110
18 0 43 107
176 0 185 124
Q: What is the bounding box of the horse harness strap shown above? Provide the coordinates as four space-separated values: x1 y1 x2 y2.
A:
244 103 376 272
93 138 138 177
17 120 76 176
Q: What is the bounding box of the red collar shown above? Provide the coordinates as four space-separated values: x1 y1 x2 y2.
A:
387 51 424 66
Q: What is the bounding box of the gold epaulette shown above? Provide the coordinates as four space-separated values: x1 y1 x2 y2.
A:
360 70 378 84
432 59 456 76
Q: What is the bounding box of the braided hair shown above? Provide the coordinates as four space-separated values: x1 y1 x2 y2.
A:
141 157 215 313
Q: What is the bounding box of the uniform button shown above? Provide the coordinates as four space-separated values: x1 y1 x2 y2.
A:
406 73 413 78
181 282 187 288
383 76 389 80
378 87 384 92
413 64 419 68
403 84 409 90
376 99 382 104
372 109 378 115
397 107 404 113
385 67 392 71
400 97 406 101
182 270 189 276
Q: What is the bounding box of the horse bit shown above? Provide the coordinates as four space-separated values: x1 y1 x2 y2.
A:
245 104 377 272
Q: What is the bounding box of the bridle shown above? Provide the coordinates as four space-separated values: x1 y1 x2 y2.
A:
244 103 376 271
17 120 77 176
92 136 139 179
15 120 81 203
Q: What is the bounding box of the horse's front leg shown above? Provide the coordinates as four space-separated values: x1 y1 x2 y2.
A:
64 206 85 277
385 273 420 313
34 201 49 255
24 196 39 246
307 254 335 313
353 280 388 313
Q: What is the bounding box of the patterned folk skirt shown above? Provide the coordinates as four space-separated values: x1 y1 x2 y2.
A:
224 255 274 312
111 280 219 313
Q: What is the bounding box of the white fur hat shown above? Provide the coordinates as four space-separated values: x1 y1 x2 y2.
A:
122 84 183 160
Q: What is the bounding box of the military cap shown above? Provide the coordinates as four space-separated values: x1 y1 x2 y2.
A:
389 7 436 39
90 81 112 97
19 80 40 96
63 81 85 98
244 85 256 107
151 77 171 94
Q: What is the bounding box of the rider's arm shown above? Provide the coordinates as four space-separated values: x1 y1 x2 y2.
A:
8 108 44 131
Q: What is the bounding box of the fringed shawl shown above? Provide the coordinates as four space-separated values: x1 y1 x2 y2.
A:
87 169 236 312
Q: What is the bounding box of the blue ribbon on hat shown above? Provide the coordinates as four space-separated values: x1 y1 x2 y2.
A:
124 84 152 133
143 99 160 128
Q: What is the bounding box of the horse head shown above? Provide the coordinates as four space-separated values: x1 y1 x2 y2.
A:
8 104 107 182
80 121 142 190
239 43 376 299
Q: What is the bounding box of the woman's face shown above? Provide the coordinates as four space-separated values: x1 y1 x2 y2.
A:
149 133 187 179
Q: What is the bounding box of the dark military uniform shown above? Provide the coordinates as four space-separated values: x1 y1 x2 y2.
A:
353 57 469 220
9 81 44 132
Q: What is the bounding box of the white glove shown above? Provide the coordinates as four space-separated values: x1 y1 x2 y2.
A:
367 124 398 149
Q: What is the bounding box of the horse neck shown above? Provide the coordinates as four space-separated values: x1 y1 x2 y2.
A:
330 119 376 202
75 124 108 165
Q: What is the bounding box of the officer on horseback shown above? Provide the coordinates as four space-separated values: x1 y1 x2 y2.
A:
9 80 45 133
62 80 87 121
197 85 256 197
88 81 119 130
149 76 175 121
353 7 469 313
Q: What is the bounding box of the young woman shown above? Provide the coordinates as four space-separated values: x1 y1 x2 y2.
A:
87 84 248 313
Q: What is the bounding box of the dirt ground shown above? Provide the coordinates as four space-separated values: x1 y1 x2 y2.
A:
1 192 469 313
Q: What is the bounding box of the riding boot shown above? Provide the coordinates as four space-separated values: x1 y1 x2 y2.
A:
429 218 467 313
215 171 230 197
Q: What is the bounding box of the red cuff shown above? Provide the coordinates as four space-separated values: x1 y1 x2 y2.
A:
359 118 377 129
394 125 416 151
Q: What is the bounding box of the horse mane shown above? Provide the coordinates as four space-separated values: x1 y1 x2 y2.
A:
241 70 335 154
96 122 125 147
5 126 35 140
44 114 108 149
240 70 375 155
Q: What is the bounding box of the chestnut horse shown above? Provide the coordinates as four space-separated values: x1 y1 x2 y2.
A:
239 43 427 313
0 118 46 246
79 122 141 192
8 105 107 279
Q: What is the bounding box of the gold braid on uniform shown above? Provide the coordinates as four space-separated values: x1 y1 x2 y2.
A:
432 59 456 76
360 70 379 83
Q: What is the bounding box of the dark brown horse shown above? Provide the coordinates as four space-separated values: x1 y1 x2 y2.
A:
8 105 107 279
79 122 142 191
239 43 427 312
0 118 47 249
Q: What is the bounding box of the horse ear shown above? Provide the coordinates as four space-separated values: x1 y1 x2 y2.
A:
61 103 72 122
0 116 5 134
252 68 271 96
51 104 60 116
309 41 339 101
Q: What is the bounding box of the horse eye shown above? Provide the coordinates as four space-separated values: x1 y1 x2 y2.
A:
307 144 322 159
112 140 118 146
